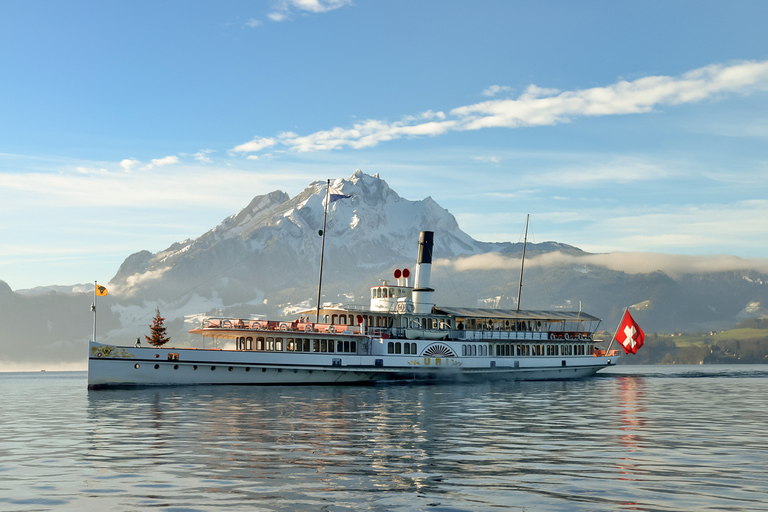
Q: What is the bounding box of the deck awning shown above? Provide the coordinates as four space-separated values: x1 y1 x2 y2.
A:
432 307 601 323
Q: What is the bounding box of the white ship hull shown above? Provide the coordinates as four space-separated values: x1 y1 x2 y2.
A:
87 341 616 388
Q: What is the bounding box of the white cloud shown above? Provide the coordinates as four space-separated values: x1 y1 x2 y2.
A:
267 11 288 22
231 137 278 154
230 59 768 156
245 18 262 28
120 158 140 173
142 155 180 170
472 155 501 164
482 85 513 97
151 155 180 167
528 158 672 186
194 149 214 163
268 0 352 22
74 166 109 175
119 266 172 294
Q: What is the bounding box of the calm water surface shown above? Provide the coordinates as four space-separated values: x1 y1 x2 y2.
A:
1 366 767 511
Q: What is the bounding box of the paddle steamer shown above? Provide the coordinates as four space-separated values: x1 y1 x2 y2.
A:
88 231 619 388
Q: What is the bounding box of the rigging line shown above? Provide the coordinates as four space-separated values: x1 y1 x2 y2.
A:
443 219 533 306
525 219 559 310
431 248 517 308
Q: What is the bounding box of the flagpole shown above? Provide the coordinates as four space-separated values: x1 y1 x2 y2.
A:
91 281 97 343
315 179 331 323
605 307 628 355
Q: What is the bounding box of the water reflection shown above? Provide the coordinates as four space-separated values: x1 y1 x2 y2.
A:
79 371 768 511
614 375 647 484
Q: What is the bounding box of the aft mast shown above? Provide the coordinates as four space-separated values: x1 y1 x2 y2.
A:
516 214 529 311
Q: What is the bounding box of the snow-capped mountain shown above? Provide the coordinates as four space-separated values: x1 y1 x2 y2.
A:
110 170 489 305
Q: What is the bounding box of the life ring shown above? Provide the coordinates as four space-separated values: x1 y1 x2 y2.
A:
549 333 556 340
578 333 584 340
328 326 336 333
280 323 288 331
564 333 570 340
252 321 261 330
222 319 232 328
305 325 312 332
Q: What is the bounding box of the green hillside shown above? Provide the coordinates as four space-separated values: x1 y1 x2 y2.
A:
617 319 768 365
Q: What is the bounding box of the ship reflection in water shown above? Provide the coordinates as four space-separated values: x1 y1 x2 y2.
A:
79 367 768 511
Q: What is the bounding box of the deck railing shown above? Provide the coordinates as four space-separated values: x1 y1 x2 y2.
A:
202 318 361 335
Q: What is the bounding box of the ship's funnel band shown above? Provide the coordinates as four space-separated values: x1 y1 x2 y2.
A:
417 231 434 265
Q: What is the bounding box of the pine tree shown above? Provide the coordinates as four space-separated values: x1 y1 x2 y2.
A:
145 307 170 347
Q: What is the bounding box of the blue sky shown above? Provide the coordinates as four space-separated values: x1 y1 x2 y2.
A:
1 0 768 290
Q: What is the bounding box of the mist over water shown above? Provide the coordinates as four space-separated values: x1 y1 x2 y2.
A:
1 367 767 511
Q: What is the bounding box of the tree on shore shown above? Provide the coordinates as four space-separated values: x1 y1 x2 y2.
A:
145 307 170 347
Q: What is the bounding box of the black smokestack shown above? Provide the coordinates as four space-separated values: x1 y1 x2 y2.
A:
417 231 433 265
413 231 434 314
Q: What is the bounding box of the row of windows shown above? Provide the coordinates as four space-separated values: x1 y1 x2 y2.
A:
235 337 357 354
408 318 451 330
458 318 545 332
494 343 592 357
387 342 418 354
372 287 412 299
462 345 489 356
382 342 593 358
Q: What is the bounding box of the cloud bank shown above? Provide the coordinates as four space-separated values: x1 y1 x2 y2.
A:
231 59 768 156
438 251 768 279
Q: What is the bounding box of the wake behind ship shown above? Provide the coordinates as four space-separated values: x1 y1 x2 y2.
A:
88 231 619 388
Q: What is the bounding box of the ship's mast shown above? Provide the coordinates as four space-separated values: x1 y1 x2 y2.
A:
315 179 331 323
516 214 529 311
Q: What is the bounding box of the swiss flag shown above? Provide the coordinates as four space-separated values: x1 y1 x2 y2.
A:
616 310 645 355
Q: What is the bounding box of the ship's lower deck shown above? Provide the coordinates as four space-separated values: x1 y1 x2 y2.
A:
87 341 618 388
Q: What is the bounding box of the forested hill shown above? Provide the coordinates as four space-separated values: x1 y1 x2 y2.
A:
616 319 768 365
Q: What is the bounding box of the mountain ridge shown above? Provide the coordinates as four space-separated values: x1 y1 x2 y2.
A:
2 170 767 369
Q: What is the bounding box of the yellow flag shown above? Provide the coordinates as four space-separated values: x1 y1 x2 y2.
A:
95 284 108 297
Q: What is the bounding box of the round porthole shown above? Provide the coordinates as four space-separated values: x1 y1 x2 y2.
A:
174 364 179 370
154 364 159 369
245 367 250 372
134 363 140 369
228 366 233 372
262 368 267 372
211 366 216 371
193 365 198 370
278 368 282 373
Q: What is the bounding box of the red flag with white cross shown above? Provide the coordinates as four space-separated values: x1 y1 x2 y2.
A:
616 310 645 355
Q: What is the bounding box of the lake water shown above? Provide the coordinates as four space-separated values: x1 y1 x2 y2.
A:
1 366 767 511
